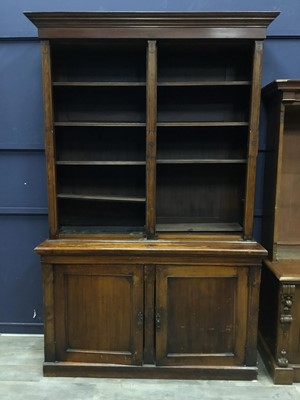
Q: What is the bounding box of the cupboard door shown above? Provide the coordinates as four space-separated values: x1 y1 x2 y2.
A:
54 264 144 365
287 283 300 366
155 265 248 366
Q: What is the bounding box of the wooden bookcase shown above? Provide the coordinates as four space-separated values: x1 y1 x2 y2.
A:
25 12 278 379
259 80 300 384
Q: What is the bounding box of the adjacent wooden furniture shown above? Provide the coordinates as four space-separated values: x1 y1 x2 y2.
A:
25 12 278 379
259 80 300 384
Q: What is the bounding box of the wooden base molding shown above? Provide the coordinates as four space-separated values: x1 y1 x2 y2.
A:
43 362 258 380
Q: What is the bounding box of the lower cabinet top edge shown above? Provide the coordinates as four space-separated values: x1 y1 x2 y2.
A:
34 238 267 258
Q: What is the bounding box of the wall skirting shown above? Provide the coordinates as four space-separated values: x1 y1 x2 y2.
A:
0 323 43 334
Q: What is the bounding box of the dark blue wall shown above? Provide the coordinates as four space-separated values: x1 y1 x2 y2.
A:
0 39 48 333
1 1 300 333
1 0 300 38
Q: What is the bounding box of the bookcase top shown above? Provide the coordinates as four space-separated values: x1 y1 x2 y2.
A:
24 11 279 39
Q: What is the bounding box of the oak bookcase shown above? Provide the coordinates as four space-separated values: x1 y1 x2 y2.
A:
259 80 300 384
25 12 278 379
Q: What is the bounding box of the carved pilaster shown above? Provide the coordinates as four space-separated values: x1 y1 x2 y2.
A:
277 284 295 367
277 349 289 367
280 284 295 324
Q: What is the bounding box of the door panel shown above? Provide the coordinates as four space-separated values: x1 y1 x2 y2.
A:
54 264 144 365
289 284 300 364
156 265 248 366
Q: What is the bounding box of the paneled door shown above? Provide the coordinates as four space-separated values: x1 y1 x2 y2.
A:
155 265 248 366
54 264 144 365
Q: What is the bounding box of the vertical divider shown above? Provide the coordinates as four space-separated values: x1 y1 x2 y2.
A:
244 40 263 240
41 40 58 238
146 40 158 239
273 104 286 249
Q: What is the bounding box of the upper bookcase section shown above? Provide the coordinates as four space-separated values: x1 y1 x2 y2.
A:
24 12 279 39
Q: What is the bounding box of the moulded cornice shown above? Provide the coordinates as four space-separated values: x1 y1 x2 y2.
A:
24 11 280 39
263 79 300 102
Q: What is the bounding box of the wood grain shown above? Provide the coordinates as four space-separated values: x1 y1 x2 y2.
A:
243 40 263 240
41 41 58 238
146 41 157 238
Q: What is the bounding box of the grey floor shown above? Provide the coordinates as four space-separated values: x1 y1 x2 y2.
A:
0 335 300 400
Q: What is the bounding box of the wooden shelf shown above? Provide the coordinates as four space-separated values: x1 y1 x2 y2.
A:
56 161 146 166
57 160 246 165
157 81 251 87
55 122 246 128
157 159 247 164
157 122 248 127
53 81 146 87
57 193 146 203
59 225 145 235
55 122 146 127
157 222 243 232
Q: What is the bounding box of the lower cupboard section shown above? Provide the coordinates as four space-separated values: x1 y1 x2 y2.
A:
41 260 261 379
